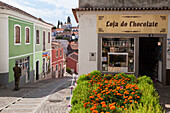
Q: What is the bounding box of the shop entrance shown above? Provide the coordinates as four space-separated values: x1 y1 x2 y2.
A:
139 37 161 80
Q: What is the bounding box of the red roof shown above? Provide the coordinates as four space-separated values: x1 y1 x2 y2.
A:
56 28 64 31
68 52 78 62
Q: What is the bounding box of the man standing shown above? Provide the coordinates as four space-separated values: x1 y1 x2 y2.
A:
13 62 21 90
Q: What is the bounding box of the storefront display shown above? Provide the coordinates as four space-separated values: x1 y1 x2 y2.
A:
15 57 30 81
102 38 134 72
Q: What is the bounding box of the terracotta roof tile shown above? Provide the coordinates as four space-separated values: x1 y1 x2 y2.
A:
68 52 78 62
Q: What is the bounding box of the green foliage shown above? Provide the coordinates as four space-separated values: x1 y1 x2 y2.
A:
56 36 63 39
66 67 72 75
70 71 162 113
76 74 88 84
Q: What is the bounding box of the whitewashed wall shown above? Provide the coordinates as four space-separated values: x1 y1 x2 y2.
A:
167 15 170 69
0 14 9 73
78 13 98 75
77 10 170 75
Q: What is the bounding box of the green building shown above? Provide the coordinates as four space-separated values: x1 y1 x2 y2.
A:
0 2 53 87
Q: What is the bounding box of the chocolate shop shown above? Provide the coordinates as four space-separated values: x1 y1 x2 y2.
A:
73 1 170 85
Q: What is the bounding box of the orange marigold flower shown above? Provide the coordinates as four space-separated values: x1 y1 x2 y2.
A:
92 110 98 113
121 106 124 108
102 104 107 107
90 107 94 111
131 92 135 95
125 108 127 110
137 96 140 98
96 99 99 101
106 112 110 113
90 96 94 99
110 106 116 110
101 101 105 104
134 101 138 103
130 100 132 103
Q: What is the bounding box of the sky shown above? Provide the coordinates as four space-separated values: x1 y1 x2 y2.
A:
1 0 78 26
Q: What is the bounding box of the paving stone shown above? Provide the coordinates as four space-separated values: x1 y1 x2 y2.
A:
0 76 72 113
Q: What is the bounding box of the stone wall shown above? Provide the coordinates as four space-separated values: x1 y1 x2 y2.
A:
79 0 170 8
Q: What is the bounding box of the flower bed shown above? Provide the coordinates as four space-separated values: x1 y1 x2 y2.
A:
70 71 163 113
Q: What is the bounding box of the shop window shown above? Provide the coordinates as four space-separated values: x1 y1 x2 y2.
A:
48 32 50 43
60 49 62 57
56 50 58 58
14 25 21 45
102 38 134 73
36 30 39 44
25 27 30 44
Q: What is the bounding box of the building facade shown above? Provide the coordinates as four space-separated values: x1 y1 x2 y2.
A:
73 0 170 85
66 52 78 74
0 2 52 87
51 42 65 78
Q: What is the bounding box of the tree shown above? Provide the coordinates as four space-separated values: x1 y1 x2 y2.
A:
67 16 71 23
56 36 63 39
52 26 57 30
57 20 60 28
61 22 63 26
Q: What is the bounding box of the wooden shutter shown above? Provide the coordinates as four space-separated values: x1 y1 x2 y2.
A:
15 26 20 43
26 28 29 43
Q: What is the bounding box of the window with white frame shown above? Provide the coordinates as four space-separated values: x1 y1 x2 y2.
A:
14 25 21 44
56 50 58 58
25 27 30 44
60 49 62 57
48 32 50 43
36 30 39 44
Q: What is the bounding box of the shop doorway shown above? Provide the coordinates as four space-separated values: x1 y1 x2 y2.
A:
139 37 161 80
36 60 39 80
43 58 45 77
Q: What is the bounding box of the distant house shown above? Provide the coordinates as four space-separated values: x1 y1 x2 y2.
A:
67 41 78 55
66 52 78 74
52 40 69 55
51 42 65 78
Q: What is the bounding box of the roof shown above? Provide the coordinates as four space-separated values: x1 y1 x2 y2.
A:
79 0 170 9
52 42 63 49
72 7 170 23
72 27 79 29
0 1 53 26
68 52 78 62
55 28 64 31
72 32 79 35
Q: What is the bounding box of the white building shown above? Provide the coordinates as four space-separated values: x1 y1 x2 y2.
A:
73 0 170 85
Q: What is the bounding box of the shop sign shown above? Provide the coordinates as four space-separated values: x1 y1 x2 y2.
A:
97 15 168 34
42 52 48 57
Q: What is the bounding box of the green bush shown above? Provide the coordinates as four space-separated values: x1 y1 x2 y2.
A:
66 67 72 75
70 71 163 113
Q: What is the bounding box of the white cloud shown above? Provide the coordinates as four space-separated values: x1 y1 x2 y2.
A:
1 0 78 26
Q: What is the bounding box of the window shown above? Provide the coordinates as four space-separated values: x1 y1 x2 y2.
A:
60 49 62 57
14 25 21 45
43 31 45 51
56 64 58 71
48 32 50 43
25 27 30 44
102 38 134 73
36 30 39 44
56 50 58 58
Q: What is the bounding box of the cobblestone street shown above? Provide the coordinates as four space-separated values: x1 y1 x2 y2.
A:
0 76 72 113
